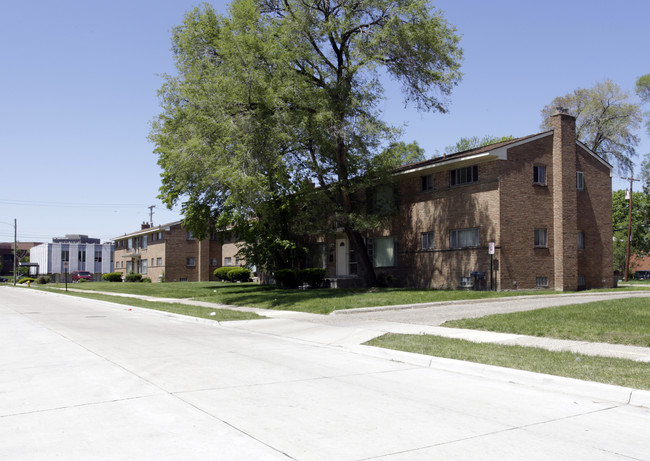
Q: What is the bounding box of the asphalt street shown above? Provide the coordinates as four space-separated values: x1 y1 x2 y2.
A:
1 287 649 460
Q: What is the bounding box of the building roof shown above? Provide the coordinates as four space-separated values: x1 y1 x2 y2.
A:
395 129 612 175
112 221 182 241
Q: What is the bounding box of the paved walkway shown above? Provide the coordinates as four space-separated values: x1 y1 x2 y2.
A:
54 287 650 362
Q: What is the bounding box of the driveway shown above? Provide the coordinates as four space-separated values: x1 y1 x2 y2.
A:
1 287 649 460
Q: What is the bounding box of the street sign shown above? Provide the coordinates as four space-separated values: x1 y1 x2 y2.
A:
488 242 495 255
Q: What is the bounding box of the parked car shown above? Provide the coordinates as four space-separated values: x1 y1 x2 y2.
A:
0 276 8 283
634 270 650 280
71 271 93 282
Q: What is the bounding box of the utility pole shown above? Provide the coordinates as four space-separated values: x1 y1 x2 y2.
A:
148 205 155 226
13 218 17 286
621 175 639 282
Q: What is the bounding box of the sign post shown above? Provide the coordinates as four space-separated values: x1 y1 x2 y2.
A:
64 261 69 292
488 242 495 291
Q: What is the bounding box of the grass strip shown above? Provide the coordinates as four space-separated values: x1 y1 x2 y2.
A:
366 333 650 390
443 298 650 347
49 289 264 322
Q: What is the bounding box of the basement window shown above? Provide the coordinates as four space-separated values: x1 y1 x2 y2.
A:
536 277 549 287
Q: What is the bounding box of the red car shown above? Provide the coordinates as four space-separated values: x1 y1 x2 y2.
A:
71 271 93 282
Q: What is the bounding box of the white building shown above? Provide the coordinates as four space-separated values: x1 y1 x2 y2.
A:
30 235 114 280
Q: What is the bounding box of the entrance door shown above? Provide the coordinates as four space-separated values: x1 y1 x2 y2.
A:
336 238 348 276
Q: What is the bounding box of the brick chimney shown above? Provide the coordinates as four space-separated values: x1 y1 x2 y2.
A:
551 108 578 291
141 222 151 230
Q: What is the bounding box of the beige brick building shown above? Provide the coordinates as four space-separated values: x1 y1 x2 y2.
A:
323 111 614 291
112 221 239 282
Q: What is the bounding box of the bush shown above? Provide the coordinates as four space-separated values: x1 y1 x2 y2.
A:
298 268 327 288
18 277 36 284
274 269 299 288
227 267 251 282
376 272 396 288
125 271 143 283
214 266 237 281
37 276 51 284
142 277 152 283
102 272 123 282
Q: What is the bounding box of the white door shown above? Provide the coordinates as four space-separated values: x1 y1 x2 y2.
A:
336 239 348 276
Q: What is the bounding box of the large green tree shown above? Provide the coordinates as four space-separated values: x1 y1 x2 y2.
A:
540 79 642 173
612 189 650 273
444 134 514 154
151 0 463 285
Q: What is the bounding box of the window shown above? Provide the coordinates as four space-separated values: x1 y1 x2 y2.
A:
78 250 86 263
576 171 584 190
210 258 219 266
450 165 478 187
186 231 194 240
536 277 549 287
374 237 395 267
95 251 102 263
142 235 148 249
578 276 586 287
61 250 69 262
370 184 397 214
127 238 133 251
141 260 148 274
186 257 195 266
151 258 154 267
158 232 163 240
577 231 585 250
224 257 232 266
421 174 433 191
533 165 546 185
156 257 162 266
450 228 479 248
126 261 133 273
534 228 547 247
421 232 434 250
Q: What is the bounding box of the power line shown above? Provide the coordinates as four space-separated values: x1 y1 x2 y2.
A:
0 199 154 208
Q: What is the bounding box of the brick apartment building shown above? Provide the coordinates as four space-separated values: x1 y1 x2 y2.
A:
115 110 613 291
112 221 240 282
322 110 614 291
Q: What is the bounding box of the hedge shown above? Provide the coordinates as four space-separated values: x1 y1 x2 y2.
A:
214 266 237 281
274 268 326 289
102 272 123 282
227 267 252 282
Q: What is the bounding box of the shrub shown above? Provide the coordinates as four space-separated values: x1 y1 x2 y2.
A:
125 271 143 283
142 277 152 283
376 272 396 288
18 277 36 284
274 269 299 288
214 266 237 281
102 272 123 282
227 267 251 282
37 276 51 284
298 268 327 288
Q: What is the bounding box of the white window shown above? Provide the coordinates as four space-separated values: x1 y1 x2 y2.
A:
450 165 478 187
577 171 584 190
186 231 194 240
142 235 148 249
156 257 162 266
186 257 195 266
370 237 395 267
533 165 546 185
577 231 585 250
224 257 232 266
141 260 148 274
421 174 433 191
534 228 547 247
127 238 133 251
95 251 102 262
421 232 434 250
450 228 479 248
536 277 549 287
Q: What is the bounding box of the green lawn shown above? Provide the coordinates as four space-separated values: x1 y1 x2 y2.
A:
443 298 650 347
48 290 264 322
366 334 650 390
34 280 597 314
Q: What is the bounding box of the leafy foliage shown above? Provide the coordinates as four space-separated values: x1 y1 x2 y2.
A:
445 135 514 154
612 189 650 272
151 0 463 285
125 271 143 283
540 79 642 173
227 267 252 282
213 266 237 281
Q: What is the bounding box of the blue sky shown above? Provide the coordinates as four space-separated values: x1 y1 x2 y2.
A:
1 0 648 243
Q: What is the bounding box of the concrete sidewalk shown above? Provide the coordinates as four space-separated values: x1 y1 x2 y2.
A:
55 287 650 362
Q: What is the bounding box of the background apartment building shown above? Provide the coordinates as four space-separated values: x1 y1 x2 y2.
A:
30 234 114 280
113 221 240 282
